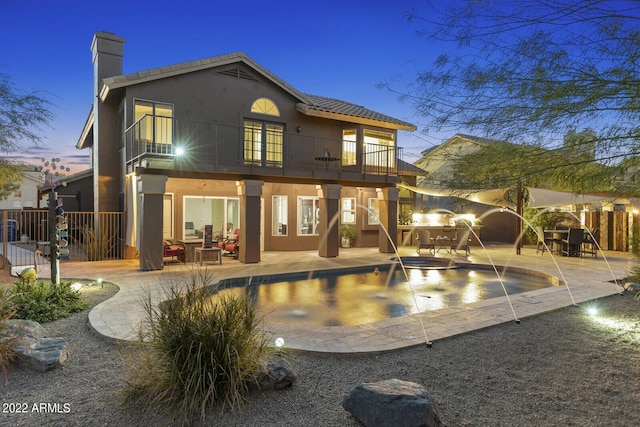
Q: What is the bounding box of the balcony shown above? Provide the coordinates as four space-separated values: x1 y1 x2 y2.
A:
125 115 401 184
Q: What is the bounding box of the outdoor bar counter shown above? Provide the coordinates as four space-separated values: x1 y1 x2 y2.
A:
397 225 482 247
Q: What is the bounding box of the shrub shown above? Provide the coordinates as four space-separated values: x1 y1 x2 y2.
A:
340 224 356 244
10 280 87 323
71 224 118 261
121 275 271 424
0 288 18 382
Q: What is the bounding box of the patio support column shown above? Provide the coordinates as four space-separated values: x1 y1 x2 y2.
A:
317 184 342 258
237 180 263 263
137 174 167 271
377 187 399 253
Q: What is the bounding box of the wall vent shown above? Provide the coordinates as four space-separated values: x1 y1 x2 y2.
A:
218 66 258 81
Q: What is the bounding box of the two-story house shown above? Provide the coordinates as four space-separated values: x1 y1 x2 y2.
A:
76 32 416 270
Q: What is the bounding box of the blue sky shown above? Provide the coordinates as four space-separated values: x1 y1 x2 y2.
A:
0 0 446 174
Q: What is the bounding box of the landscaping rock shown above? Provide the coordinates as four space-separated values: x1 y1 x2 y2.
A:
1 319 69 372
623 281 640 296
257 358 297 391
342 378 443 427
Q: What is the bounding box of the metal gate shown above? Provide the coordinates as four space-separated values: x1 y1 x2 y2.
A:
0 210 125 271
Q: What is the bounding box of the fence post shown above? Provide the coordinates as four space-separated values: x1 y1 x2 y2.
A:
1 210 7 269
48 192 61 285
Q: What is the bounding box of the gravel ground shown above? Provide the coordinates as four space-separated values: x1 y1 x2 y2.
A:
1 270 639 427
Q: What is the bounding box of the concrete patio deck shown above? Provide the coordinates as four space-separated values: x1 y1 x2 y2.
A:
28 244 636 353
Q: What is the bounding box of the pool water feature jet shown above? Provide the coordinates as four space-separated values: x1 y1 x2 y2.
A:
563 211 624 295
428 208 523 323
352 204 433 347
482 207 578 307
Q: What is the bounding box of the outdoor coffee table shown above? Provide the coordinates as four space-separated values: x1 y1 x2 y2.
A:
194 247 222 265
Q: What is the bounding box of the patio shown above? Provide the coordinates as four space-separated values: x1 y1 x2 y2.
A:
32 243 625 353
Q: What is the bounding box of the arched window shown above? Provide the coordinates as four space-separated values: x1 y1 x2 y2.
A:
251 97 280 116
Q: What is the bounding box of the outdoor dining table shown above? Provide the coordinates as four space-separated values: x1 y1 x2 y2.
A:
544 229 568 255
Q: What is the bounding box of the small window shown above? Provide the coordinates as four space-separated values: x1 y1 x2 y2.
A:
13 190 22 198
298 196 319 235
341 197 356 224
272 195 288 236
251 98 280 116
367 198 380 225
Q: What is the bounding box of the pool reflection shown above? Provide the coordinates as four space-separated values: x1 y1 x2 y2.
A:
212 265 555 328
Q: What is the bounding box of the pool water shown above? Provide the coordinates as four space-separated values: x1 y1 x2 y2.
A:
211 264 557 327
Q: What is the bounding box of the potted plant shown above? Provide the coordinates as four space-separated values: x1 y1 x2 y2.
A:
340 224 356 248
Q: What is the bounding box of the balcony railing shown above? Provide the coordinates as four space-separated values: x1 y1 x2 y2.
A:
125 115 401 181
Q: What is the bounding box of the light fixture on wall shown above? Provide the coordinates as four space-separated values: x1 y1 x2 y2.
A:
296 126 301 133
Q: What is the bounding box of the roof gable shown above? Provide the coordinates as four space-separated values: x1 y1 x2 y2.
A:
99 52 415 131
100 52 310 104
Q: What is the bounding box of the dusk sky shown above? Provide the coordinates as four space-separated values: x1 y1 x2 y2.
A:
1 0 443 175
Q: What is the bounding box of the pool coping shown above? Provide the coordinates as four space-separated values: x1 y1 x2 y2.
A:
81 246 633 353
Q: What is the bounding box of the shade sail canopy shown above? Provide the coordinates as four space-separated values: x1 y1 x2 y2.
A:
526 187 611 208
398 184 514 207
399 184 613 209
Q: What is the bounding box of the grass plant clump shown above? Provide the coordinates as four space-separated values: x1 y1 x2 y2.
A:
9 280 87 323
0 288 18 381
121 273 271 424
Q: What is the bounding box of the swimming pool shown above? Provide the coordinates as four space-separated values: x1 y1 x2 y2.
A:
210 262 558 328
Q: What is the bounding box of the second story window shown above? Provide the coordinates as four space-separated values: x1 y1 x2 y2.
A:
251 98 280 116
134 100 173 148
364 130 395 171
244 121 283 167
342 129 357 166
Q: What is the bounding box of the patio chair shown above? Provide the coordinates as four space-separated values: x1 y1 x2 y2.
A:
416 230 435 255
163 239 185 264
581 228 600 258
561 228 584 257
535 226 553 255
218 228 240 257
450 229 471 256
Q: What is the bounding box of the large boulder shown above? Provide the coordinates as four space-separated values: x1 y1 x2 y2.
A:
1 319 68 372
342 378 443 427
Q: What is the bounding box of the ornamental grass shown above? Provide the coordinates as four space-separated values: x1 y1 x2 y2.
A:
0 289 18 383
121 272 271 425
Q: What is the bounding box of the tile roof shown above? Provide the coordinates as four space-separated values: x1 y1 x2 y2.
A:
300 95 416 131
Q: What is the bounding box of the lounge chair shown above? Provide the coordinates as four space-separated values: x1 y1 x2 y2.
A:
218 228 240 257
416 230 435 255
450 229 471 256
163 239 185 263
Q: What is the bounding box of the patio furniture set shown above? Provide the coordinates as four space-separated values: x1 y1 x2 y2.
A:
536 227 600 258
163 226 240 265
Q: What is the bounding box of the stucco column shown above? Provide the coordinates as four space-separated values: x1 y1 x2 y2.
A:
237 180 263 263
137 174 168 271
377 187 399 253
317 184 342 258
